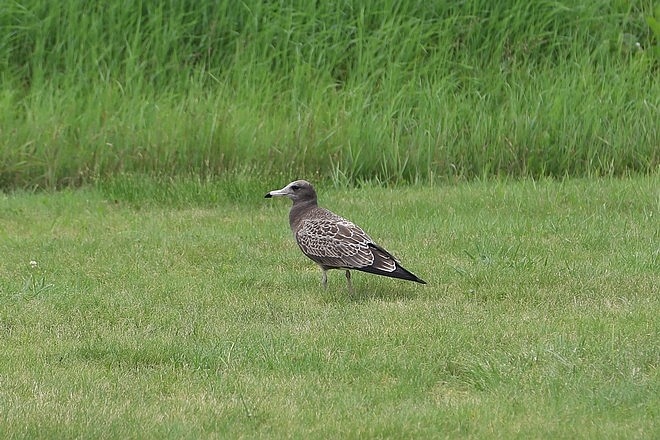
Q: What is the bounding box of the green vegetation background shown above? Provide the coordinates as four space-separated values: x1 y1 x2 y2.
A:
1 0 658 189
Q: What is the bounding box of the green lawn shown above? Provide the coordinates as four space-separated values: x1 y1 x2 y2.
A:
0 176 658 439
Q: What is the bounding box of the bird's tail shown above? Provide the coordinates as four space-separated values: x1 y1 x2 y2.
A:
357 243 427 284
357 263 427 284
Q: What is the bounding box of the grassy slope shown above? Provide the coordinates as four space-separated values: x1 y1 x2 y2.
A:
1 1 658 188
0 176 658 439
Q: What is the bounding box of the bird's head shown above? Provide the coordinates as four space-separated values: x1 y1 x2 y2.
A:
265 180 317 204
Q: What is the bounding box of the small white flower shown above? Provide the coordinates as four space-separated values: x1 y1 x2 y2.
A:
29 260 38 269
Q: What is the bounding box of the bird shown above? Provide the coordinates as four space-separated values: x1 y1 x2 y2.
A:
265 179 426 292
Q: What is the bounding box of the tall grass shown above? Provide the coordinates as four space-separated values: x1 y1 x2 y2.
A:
1 0 658 189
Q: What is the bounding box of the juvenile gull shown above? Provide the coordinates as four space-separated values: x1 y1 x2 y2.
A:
265 180 426 292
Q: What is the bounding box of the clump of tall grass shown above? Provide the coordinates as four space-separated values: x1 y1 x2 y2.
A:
0 0 658 189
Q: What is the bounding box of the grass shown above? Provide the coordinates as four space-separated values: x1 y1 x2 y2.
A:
0 3 658 436
0 175 658 438
1 0 659 189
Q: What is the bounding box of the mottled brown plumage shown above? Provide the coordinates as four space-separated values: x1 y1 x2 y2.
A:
265 180 426 291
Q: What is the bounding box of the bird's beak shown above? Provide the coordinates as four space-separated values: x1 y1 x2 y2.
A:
265 187 289 198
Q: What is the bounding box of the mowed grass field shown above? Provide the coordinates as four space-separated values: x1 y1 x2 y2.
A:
0 176 658 439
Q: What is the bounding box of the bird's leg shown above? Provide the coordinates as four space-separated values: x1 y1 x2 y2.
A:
321 269 328 289
345 270 353 294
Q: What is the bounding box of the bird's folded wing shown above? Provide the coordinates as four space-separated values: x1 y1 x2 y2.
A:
296 218 375 268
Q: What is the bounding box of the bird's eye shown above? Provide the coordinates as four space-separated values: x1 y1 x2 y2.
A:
290 185 300 191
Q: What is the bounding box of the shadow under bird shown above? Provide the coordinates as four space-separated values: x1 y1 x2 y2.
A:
265 180 427 292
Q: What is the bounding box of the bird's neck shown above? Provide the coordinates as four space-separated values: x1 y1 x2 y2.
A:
289 199 317 231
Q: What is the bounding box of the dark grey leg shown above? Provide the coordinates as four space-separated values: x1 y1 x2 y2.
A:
322 269 328 289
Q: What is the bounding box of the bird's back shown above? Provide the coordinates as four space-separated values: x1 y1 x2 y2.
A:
292 206 377 270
